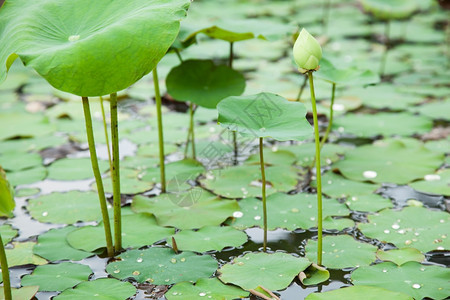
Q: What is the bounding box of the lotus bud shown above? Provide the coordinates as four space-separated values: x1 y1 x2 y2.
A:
293 29 322 73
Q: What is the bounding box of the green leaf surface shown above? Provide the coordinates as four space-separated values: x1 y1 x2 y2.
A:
169 226 248 252
132 192 239 229
305 285 413 300
344 193 394 213
409 169 450 196
0 286 39 300
305 235 377 269
0 152 42 172
53 278 136 300
299 264 330 286
218 252 311 291
351 261 450 300
21 262 92 292
282 143 350 167
245 148 297 166
217 93 313 141
0 224 17 245
358 206 450 252
166 278 249 300
47 157 109 181
34 226 92 261
4 242 47 267
27 191 103 224
315 58 380 86
166 59 246 109
99 167 153 195
6 165 46 186
317 172 380 199
0 113 55 141
409 99 450 121
0 167 14 217
0 0 190 96
360 0 417 20
67 213 174 252
107 247 218 285
376 248 425 266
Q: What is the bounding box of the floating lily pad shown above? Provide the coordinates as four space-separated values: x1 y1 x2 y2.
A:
53 278 136 300
169 226 248 252
166 59 245 109
360 0 418 20
351 261 450 300
344 193 393 213
5 241 47 267
245 148 297 166
280 143 349 167
317 172 380 198
21 262 92 292
47 157 109 181
132 192 239 229
333 113 433 138
166 277 249 300
229 193 352 231
409 99 450 121
217 93 312 141
0 168 14 217
67 213 174 252
409 169 450 196
376 248 425 266
6 166 47 186
107 247 218 285
0 224 17 245
0 151 42 172
333 140 444 184
358 206 450 252
99 168 153 195
0 286 39 300
315 58 380 86
218 252 311 291
0 0 190 96
299 264 330 286
305 285 413 300
27 191 103 224
34 226 92 261
199 165 299 198
305 235 378 269
0 113 55 141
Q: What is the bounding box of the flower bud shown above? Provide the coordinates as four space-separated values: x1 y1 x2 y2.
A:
293 29 322 73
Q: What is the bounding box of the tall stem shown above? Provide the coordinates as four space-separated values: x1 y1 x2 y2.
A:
82 97 114 257
228 42 234 68
259 137 268 252
308 72 323 265
99 96 113 175
319 83 336 149
153 67 166 193
0 235 11 300
380 20 390 77
189 103 196 159
229 41 239 165
110 92 122 253
296 75 308 102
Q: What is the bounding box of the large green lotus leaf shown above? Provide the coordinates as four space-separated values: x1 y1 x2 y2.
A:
47 157 109 181
166 59 246 109
425 138 450 156
106 247 217 285
315 58 380 86
34 226 92 261
169 226 248 252
351 262 450 300
245 148 297 166
409 169 450 196
199 165 299 198
305 285 413 300
21 262 92 292
67 213 174 252
0 286 39 300
27 191 103 224
279 143 350 167
4 242 47 267
409 99 450 121
333 140 444 184
0 113 55 141
98 168 153 195
0 151 42 171
299 264 330 286
166 277 249 300
0 135 66 154
5 165 46 186
360 0 417 20
0 0 190 96
229 193 352 231
376 248 425 266
0 167 14 217
217 93 313 142
344 193 394 213
333 113 433 138
316 172 380 198
0 224 17 245
132 191 239 229
358 206 450 252
305 235 377 269
218 252 311 291
53 278 136 300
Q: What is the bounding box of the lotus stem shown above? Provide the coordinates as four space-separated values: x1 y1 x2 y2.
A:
99 96 113 176
189 103 196 159
82 97 114 257
296 74 308 102
229 41 239 165
259 137 268 252
0 235 11 300
110 92 122 253
380 20 390 77
308 71 323 265
153 67 166 193
319 83 336 149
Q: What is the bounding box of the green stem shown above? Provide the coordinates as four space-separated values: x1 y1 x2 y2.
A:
319 83 336 149
228 41 234 68
380 20 390 77
0 235 11 300
308 72 323 266
82 97 114 257
99 96 113 176
174 49 183 63
153 67 166 193
259 137 267 252
110 92 121 253
296 75 308 102
229 41 239 165
189 103 196 160
183 125 191 159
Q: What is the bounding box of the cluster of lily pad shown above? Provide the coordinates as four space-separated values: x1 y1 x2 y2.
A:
0 0 449 299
